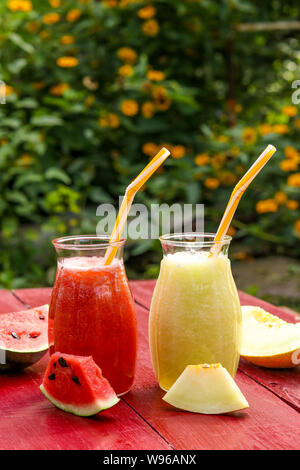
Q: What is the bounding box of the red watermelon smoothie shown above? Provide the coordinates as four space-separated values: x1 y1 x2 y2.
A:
49 236 137 396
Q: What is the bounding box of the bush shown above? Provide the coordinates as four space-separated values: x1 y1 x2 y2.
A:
0 0 300 287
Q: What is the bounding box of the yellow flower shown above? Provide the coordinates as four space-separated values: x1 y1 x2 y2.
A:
16 154 33 166
7 0 32 12
288 173 300 188
0 139 8 146
49 0 61 7
42 13 61 24
60 35 75 45
273 124 289 134
118 65 133 77
234 104 242 113
152 86 171 111
120 99 139 116
294 118 300 129
259 123 272 136
138 5 156 19
217 135 229 143
294 220 300 237
274 191 288 205
282 105 298 117
117 47 137 64
142 101 155 118
107 113 120 128
219 171 237 186
230 146 240 157
66 9 82 22
284 146 299 159
146 70 165 81
172 145 186 159
4 85 16 96
56 56 79 68
227 226 236 237
242 127 257 145
194 154 210 166
39 30 51 39
280 159 298 172
142 142 158 156
256 199 278 214
85 94 95 108
26 21 40 33
50 83 70 96
32 81 45 90
204 178 220 189
286 200 299 210
142 19 159 36
211 153 225 169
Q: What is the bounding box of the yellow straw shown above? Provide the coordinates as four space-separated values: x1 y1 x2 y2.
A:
104 147 170 265
211 144 276 256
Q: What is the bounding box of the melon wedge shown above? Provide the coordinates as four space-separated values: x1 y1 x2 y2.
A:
241 306 300 368
163 364 249 414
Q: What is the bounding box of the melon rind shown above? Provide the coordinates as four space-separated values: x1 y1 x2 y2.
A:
40 384 120 417
163 364 249 414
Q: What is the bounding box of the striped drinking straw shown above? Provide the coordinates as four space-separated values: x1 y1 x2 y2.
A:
210 144 276 257
104 147 170 265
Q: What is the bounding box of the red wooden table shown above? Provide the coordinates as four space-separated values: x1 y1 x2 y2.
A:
0 281 299 450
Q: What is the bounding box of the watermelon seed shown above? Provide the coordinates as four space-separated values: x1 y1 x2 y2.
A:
39 316 45 320
11 332 20 340
48 374 56 380
58 357 68 368
53 362 56 367
31 334 38 339
72 376 81 386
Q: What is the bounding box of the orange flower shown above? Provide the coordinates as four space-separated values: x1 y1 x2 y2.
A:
273 124 289 134
259 123 273 136
32 81 45 90
194 154 210 166
85 94 95 108
117 47 137 64
118 65 133 77
16 154 33 166
211 153 225 169
56 56 78 68
280 159 298 172
153 86 171 111
120 99 139 116
204 178 220 189
281 105 298 117
274 191 287 205
99 113 120 128
7 0 32 11
42 13 60 24
66 9 82 22
49 0 61 7
171 145 186 159
142 142 158 156
142 19 159 36
50 83 70 96
26 21 40 33
146 70 165 81
256 199 278 214
102 0 117 6
138 5 156 19
60 35 75 45
219 171 237 186
284 146 299 159
288 173 300 187
286 200 299 210
294 118 300 129
242 127 257 145
141 102 155 118
294 220 300 237
4 85 15 96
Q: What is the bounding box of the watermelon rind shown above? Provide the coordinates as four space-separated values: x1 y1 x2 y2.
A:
40 384 120 417
0 304 49 371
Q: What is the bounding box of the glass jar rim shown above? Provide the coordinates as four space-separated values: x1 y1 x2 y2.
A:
52 235 126 250
159 232 232 247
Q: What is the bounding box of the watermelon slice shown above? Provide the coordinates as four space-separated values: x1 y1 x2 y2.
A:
40 353 120 416
0 305 49 371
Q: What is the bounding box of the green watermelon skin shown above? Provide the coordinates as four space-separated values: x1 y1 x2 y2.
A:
0 305 49 371
40 353 120 416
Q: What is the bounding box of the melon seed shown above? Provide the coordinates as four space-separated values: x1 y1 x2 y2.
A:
58 357 68 368
72 376 81 386
48 373 56 380
11 332 20 340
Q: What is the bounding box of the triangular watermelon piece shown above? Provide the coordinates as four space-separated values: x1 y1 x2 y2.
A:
40 353 119 416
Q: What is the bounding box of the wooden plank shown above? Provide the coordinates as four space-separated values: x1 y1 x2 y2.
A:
130 281 300 413
0 289 171 450
124 303 300 450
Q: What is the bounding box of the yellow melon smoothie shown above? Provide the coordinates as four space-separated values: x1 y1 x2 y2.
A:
149 233 241 391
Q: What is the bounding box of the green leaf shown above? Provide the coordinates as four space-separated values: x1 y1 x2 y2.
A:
31 115 63 127
45 168 71 184
9 33 34 54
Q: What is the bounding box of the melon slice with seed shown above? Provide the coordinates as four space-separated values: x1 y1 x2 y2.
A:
163 364 249 414
241 306 300 368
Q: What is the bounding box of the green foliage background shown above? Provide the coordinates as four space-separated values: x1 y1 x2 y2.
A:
0 0 300 288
